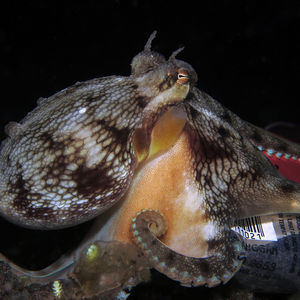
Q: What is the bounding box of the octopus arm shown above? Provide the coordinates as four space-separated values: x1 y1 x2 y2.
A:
185 88 300 219
131 209 243 288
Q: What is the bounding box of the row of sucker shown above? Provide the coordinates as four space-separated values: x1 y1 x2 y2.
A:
131 209 243 287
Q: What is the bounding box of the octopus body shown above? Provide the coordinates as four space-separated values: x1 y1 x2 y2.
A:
0 32 300 298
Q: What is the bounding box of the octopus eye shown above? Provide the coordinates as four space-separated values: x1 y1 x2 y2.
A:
177 69 189 84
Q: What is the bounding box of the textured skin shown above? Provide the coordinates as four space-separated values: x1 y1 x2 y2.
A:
185 88 300 218
0 77 142 228
131 88 300 287
1 32 300 298
0 32 197 228
128 87 300 287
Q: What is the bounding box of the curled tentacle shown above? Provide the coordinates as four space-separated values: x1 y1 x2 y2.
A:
131 209 243 287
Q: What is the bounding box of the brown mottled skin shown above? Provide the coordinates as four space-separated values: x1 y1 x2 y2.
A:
0 32 300 297
0 31 196 229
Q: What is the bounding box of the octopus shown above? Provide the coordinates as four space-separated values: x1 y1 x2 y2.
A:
0 31 299 299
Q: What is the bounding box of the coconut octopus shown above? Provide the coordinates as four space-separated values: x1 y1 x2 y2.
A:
0 32 300 299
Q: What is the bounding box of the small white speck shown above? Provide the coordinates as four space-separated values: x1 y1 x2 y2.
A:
46 192 58 199
107 153 115 162
102 138 113 147
58 188 67 195
107 169 114 176
77 199 88 204
46 178 56 185
105 190 113 197
61 180 77 188
79 107 87 114
67 163 78 171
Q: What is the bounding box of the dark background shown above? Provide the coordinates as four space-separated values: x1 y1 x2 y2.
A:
0 1 299 299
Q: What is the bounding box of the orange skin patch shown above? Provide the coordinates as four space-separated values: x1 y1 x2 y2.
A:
111 131 211 258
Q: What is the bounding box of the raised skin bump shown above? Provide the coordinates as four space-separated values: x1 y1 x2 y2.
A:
131 209 242 287
4 121 24 138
